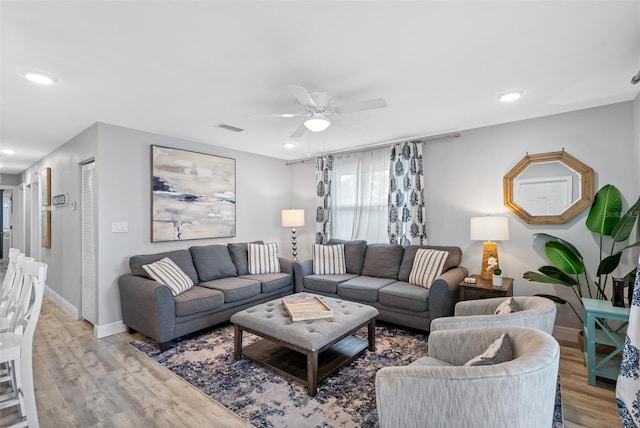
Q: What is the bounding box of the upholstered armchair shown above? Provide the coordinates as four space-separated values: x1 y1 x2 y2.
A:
375 326 560 428
430 296 557 335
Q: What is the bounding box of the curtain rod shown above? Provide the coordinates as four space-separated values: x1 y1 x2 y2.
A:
285 131 461 165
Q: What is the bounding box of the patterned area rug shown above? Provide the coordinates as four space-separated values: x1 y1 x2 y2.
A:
131 323 563 427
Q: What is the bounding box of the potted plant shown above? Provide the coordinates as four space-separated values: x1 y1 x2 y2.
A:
493 267 503 287
523 184 640 324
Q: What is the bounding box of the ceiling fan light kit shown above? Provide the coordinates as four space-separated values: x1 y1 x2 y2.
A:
304 114 331 132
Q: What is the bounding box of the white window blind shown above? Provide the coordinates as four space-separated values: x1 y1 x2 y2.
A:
330 148 389 243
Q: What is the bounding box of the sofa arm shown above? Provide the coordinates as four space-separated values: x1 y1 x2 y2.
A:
118 274 176 343
293 259 313 292
427 266 468 323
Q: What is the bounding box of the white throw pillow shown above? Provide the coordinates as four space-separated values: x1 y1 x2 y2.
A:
494 297 522 315
408 249 449 288
248 242 280 274
142 257 194 296
313 244 347 275
464 333 513 366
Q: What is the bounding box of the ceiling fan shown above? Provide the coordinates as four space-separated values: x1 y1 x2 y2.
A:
273 86 387 138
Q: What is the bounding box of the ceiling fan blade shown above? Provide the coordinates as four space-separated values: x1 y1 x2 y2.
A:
288 86 317 108
290 121 308 138
251 113 302 118
334 97 387 114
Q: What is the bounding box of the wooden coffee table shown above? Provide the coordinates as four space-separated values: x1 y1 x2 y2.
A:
230 293 379 396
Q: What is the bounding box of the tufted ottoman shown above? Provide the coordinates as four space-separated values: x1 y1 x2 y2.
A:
230 292 379 396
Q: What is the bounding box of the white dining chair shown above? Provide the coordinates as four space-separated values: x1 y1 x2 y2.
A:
0 256 34 333
1 248 21 297
0 260 47 428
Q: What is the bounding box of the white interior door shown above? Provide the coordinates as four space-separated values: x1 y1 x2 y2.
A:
81 161 97 324
2 190 11 266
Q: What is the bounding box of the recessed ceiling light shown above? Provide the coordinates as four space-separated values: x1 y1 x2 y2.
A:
22 71 56 85
1 149 15 155
282 142 296 149
499 91 523 103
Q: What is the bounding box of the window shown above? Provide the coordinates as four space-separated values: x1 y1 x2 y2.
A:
330 148 389 243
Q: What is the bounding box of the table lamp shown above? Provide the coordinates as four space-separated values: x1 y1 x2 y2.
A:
470 216 510 280
281 209 305 260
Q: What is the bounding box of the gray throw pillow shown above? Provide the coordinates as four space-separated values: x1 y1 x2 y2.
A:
494 297 522 315
464 333 513 366
190 245 238 282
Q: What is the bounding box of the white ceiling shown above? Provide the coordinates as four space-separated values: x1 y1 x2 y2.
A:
2 1 639 175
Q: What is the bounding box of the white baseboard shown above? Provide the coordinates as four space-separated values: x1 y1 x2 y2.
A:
553 325 580 343
94 321 127 339
45 285 80 320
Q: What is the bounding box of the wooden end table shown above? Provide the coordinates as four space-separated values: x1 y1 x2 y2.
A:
459 274 513 301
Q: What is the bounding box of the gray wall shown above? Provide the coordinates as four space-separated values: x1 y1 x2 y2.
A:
21 123 291 335
289 101 640 333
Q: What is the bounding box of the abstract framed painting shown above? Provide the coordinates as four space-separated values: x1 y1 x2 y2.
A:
41 167 51 206
151 145 236 242
41 210 51 248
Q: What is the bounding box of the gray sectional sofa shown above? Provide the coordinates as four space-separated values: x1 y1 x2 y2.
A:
118 242 294 350
293 240 468 331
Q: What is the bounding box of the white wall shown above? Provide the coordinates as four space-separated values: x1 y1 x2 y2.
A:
95 123 291 330
289 101 639 333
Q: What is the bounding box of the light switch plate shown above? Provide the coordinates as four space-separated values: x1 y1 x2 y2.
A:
112 222 128 233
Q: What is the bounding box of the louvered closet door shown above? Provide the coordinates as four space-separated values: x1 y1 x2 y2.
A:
81 161 97 324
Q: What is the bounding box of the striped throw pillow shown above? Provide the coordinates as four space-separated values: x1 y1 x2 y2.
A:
142 257 194 296
248 243 280 274
408 249 449 289
313 244 347 275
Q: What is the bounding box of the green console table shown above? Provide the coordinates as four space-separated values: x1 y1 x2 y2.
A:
582 298 630 385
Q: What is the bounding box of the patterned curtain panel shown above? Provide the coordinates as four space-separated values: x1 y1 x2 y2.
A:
388 140 426 246
617 257 640 426
315 155 333 244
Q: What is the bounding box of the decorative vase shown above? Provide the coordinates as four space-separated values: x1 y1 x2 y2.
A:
493 275 503 287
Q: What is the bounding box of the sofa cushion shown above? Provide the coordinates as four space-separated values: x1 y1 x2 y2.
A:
142 257 194 296
337 276 396 302
494 297 522 315
378 281 429 312
248 243 280 274
303 273 359 294
130 249 199 285
174 285 225 317
327 239 367 275
228 241 264 275
313 244 346 274
199 277 261 302
360 244 404 279
189 245 238 282
408 249 449 289
240 272 292 293
409 356 454 367
398 245 462 282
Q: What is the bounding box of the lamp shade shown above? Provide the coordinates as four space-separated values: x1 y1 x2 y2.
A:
470 216 510 241
281 209 305 227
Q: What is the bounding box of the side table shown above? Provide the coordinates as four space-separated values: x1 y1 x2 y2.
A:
582 297 630 385
459 274 513 301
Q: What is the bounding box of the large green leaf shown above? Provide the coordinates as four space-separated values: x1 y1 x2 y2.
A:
538 265 578 285
586 184 622 236
544 241 585 275
534 293 568 304
597 253 622 275
534 233 583 261
523 271 574 287
611 196 640 242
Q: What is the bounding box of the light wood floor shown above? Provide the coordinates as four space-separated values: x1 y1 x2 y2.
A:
1 298 621 427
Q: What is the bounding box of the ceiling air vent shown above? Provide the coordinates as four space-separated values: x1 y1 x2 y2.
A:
218 124 244 133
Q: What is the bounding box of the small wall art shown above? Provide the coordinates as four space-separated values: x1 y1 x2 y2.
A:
41 210 51 248
40 167 51 206
150 145 236 242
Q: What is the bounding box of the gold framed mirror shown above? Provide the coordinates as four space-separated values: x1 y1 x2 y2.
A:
503 151 594 224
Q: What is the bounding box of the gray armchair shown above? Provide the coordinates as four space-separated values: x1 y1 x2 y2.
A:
430 296 557 335
375 326 560 428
